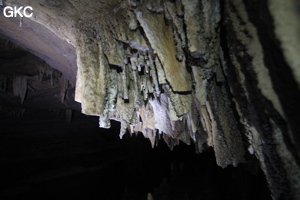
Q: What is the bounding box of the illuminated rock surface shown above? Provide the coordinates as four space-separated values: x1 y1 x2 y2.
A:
0 0 300 199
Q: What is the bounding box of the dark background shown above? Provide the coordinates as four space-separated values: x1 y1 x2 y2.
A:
0 109 271 200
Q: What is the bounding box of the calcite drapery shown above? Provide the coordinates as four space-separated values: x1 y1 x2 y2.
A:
1 0 300 199
73 0 247 168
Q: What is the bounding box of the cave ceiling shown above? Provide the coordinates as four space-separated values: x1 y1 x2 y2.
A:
0 0 300 199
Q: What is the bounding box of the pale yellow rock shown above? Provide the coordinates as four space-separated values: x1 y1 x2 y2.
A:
269 0 300 89
149 94 172 135
136 11 192 92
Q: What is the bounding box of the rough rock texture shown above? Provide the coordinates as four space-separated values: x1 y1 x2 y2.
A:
0 39 79 111
0 0 300 199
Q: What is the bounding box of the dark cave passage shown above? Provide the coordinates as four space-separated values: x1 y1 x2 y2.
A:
0 109 271 200
1 0 299 199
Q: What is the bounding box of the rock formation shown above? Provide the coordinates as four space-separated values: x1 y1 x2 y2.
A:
0 0 299 199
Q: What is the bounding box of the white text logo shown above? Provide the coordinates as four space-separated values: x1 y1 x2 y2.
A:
3 6 33 18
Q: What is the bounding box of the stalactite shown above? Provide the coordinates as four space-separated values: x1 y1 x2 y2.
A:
3 0 299 198
59 75 69 103
71 0 243 160
12 74 27 104
69 1 300 198
135 10 192 92
147 193 154 200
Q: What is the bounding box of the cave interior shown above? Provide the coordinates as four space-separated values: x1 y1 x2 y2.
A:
0 0 300 199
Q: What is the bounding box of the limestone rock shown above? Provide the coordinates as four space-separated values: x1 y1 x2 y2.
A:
1 0 300 199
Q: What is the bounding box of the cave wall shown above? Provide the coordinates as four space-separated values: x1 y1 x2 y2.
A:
0 0 299 199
